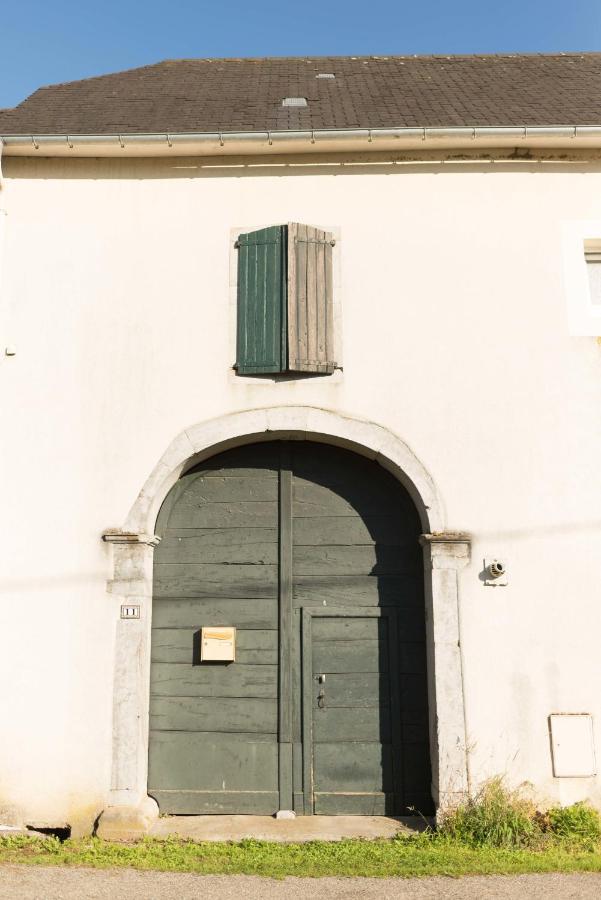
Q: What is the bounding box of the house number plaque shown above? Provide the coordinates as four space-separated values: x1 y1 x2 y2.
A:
201 626 236 662
120 605 140 619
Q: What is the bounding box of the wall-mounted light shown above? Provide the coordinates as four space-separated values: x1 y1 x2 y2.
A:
484 557 508 586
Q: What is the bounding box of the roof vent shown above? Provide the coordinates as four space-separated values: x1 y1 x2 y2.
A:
282 97 308 107
316 73 335 79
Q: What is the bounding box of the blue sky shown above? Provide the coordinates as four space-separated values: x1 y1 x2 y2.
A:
2 0 600 108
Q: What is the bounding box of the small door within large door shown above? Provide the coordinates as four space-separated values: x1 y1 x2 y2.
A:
303 609 401 815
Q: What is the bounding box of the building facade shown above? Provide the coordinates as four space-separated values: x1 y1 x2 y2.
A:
0 54 600 836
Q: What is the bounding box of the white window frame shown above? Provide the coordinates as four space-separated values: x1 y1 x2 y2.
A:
562 220 601 335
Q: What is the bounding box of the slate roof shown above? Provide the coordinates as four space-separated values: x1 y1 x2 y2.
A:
1 53 601 136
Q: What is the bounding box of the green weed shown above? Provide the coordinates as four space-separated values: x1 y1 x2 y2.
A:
548 802 601 843
438 778 539 848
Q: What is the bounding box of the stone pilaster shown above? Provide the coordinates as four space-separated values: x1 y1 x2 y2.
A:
97 531 161 838
420 533 471 815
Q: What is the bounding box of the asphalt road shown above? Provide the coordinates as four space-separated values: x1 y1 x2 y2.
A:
1 867 600 899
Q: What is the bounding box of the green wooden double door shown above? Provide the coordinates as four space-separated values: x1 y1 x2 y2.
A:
148 441 433 816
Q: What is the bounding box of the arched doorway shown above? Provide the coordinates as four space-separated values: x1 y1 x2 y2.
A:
147 440 433 816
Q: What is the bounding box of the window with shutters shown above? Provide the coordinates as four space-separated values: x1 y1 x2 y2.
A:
235 223 337 376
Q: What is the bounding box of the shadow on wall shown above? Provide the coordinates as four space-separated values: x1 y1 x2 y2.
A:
4 155 593 182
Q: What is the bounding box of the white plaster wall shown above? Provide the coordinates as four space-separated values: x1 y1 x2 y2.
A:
1 154 600 827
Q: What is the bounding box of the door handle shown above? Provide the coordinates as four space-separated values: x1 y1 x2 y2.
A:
316 673 326 708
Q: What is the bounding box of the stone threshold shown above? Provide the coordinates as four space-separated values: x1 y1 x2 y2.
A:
148 815 429 843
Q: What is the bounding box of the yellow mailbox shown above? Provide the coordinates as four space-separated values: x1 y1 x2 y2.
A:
200 626 236 662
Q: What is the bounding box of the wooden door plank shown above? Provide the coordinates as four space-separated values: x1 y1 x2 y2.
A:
293 515 411 546
402 744 434 803
399 674 430 723
293 545 420 575
313 639 389 674
399 642 428 674
315 228 327 364
293 574 421 607
312 617 388 641
402 723 430 743
152 597 278 629
293 742 304 815
169 474 279 503
387 609 404 813
287 222 299 370
293 481 409 517
291 443 393 481
301 609 315 815
313 742 393 793
151 790 280 815
295 224 308 367
150 696 277 734
309 673 389 708
287 225 336 373
168 502 279 529
313 706 392 743
324 228 334 366
148 731 278 791
158 538 278 565
314 793 394 816
278 444 293 811
161 526 278 544
150 662 278 699
189 443 281 475
305 225 318 364
291 607 304 810
154 564 278 599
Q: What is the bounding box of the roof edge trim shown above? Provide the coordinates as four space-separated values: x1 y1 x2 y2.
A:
3 124 601 156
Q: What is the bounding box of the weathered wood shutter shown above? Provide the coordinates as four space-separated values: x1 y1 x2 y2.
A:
236 223 335 375
236 225 287 374
287 223 335 374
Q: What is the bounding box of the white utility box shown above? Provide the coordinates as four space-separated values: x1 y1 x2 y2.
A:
549 713 596 777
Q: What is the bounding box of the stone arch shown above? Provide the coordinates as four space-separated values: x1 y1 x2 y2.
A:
99 407 470 838
123 406 445 537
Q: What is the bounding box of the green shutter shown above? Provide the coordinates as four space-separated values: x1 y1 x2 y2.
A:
236 225 287 374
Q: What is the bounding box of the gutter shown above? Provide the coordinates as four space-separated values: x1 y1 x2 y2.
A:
3 124 601 157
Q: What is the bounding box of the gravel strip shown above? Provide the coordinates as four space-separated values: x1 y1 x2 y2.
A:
0 866 600 900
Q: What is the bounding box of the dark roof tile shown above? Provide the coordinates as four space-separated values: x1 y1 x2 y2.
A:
1 53 600 135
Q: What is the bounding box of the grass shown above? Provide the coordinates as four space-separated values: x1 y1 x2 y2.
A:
1 783 600 879
0 832 600 878
438 778 541 849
